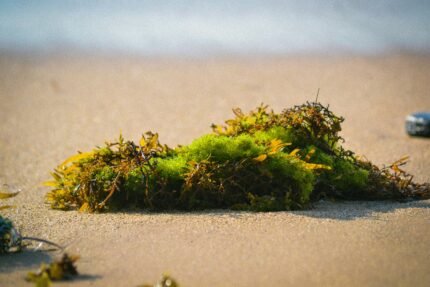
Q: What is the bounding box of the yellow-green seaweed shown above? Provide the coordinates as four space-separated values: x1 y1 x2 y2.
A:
45 101 430 212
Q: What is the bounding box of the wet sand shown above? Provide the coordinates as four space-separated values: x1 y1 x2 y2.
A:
0 54 429 286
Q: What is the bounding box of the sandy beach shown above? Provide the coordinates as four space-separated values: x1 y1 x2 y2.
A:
0 54 429 286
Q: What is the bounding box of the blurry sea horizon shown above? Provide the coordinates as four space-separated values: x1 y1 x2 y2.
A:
1 0 430 57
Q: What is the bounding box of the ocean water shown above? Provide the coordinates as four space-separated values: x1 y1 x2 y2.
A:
0 0 429 55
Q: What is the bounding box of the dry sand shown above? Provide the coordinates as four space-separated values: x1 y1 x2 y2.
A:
0 54 429 286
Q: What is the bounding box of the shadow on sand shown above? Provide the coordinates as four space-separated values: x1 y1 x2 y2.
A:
0 250 101 283
291 199 430 220
0 251 53 273
117 199 430 221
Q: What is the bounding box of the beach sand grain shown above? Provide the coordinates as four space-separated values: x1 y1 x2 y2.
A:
0 54 429 286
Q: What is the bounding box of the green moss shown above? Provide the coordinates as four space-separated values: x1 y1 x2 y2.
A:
247 194 284 212
94 166 116 189
253 126 295 146
302 146 335 166
156 156 187 181
184 134 265 162
331 159 369 195
96 146 114 158
123 167 146 204
265 154 315 207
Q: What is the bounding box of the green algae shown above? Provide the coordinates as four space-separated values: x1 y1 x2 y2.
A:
45 101 430 212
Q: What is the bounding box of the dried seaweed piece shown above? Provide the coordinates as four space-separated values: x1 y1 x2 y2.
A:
46 132 172 212
357 156 430 200
211 104 279 136
139 273 180 287
26 253 79 285
0 185 19 210
279 101 346 157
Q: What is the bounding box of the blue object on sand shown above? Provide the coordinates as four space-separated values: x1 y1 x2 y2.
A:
406 112 430 137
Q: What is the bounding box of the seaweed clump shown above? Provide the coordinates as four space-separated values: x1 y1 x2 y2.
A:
26 253 79 286
45 102 430 212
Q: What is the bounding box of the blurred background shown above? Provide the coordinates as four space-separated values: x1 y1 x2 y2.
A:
1 0 430 56
0 0 429 193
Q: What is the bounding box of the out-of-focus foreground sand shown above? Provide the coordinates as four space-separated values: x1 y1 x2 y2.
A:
0 54 429 286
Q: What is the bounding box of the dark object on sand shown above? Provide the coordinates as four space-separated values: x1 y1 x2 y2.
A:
406 112 430 137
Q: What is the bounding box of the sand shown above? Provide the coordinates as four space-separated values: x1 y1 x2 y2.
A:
0 53 429 286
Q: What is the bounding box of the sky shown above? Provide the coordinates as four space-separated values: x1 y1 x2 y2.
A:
0 0 429 55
